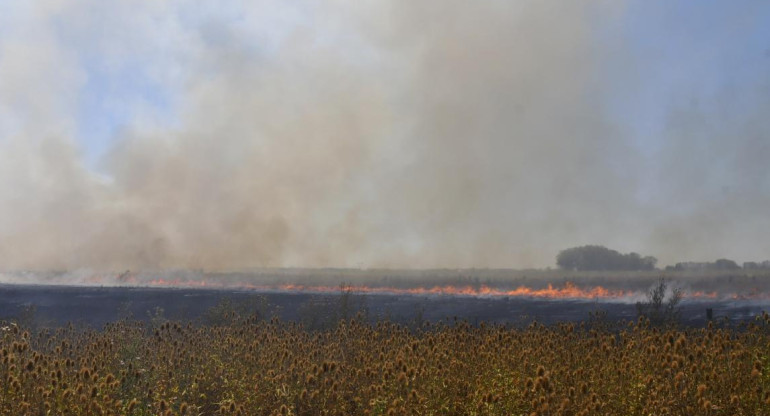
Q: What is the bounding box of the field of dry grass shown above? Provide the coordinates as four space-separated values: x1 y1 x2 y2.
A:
1 313 769 415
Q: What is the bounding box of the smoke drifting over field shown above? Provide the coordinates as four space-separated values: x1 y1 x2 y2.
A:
0 1 768 270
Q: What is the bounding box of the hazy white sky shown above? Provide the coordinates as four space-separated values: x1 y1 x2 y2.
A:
0 0 769 270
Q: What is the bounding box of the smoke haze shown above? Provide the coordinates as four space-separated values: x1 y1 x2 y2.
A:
0 1 768 270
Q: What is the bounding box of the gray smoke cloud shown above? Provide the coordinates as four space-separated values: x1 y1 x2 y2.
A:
0 1 767 271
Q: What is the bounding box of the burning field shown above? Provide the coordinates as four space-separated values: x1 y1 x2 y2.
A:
1 272 770 415
5 268 770 301
1 285 769 415
2 0 770 413
1 269 769 328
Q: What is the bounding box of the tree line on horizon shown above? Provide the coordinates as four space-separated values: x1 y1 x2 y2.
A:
556 245 657 271
556 245 769 272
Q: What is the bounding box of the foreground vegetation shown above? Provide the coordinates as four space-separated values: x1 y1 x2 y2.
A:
1 313 769 416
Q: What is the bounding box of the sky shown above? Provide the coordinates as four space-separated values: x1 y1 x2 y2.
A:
0 0 769 271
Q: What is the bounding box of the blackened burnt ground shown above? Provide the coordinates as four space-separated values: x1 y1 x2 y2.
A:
0 284 765 328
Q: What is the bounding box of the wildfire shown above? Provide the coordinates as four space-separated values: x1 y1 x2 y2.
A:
275 282 630 299
132 278 762 301
4 271 765 301
142 279 634 299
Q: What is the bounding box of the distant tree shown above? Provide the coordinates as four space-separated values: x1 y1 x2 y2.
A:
714 258 740 270
743 262 759 270
744 261 770 270
556 245 657 271
674 259 741 271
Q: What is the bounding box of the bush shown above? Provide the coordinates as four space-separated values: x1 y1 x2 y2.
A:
636 278 682 326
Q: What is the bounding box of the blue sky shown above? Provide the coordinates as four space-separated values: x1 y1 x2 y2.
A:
51 0 770 168
612 0 770 151
7 0 310 166
74 58 178 164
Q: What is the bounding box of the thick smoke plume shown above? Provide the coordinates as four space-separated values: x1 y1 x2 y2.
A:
0 1 768 270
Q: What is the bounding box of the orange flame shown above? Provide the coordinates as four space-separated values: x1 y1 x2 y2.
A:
3 272 765 301
143 279 632 299
135 278 767 301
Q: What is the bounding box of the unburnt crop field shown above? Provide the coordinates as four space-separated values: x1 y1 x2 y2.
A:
1 313 770 416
